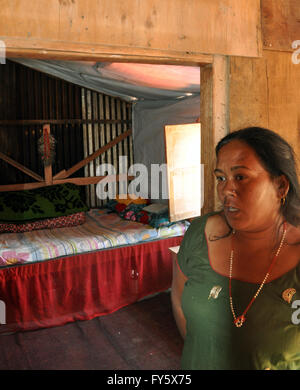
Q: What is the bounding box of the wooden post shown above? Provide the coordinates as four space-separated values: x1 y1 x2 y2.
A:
43 124 53 186
212 55 230 210
200 55 229 213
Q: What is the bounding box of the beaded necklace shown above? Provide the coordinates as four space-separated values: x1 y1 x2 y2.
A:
229 222 287 327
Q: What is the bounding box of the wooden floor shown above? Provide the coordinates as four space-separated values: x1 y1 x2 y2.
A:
0 291 183 370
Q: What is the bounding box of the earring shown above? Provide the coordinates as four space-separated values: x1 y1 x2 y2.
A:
281 196 286 206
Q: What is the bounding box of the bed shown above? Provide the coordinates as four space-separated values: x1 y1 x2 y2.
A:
0 183 189 334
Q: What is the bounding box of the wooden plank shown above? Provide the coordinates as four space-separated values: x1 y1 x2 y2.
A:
0 182 46 192
3 38 213 65
229 50 300 162
212 55 230 209
262 0 300 52
200 64 214 214
43 124 53 185
200 55 230 213
54 174 135 187
44 163 52 185
0 119 132 126
0 175 135 192
213 56 230 146
0 0 261 59
229 55 269 130
53 129 132 180
0 151 43 182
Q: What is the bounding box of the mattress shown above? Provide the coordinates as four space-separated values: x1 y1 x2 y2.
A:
0 208 189 266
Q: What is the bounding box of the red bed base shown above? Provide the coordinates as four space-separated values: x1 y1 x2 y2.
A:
0 236 182 333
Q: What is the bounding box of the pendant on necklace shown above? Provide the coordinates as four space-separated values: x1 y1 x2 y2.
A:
234 315 246 327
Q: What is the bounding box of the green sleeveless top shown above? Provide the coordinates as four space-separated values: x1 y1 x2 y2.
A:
177 213 300 370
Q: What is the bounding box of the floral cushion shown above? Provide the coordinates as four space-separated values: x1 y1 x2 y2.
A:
119 203 173 227
105 200 174 228
0 183 89 223
120 204 151 224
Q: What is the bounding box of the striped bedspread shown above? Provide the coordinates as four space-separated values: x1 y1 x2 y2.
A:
0 209 189 266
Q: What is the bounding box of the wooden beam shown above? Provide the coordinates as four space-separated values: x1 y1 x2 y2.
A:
0 0 261 60
4 40 213 66
43 124 53 186
200 55 229 213
213 55 230 147
0 175 135 192
212 55 230 210
0 119 132 126
200 64 214 214
54 174 135 186
0 182 46 192
53 129 132 180
0 151 43 182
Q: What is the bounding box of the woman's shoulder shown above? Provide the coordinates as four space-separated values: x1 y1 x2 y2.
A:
182 211 228 246
190 210 222 226
204 210 230 239
186 211 219 235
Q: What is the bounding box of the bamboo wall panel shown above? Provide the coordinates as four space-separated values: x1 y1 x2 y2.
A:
262 0 300 52
0 0 261 60
229 50 300 164
81 89 133 207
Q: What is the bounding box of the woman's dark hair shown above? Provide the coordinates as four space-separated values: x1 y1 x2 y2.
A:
215 127 300 227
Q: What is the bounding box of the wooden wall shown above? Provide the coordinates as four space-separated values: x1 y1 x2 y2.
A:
262 0 300 52
230 0 300 167
229 51 300 160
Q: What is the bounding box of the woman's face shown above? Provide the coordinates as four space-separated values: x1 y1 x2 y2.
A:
215 140 285 232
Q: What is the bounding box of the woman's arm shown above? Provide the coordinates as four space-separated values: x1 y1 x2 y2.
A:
171 255 188 340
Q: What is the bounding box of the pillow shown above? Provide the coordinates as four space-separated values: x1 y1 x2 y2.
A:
0 183 89 223
142 203 168 214
148 211 173 228
119 203 172 227
0 212 86 233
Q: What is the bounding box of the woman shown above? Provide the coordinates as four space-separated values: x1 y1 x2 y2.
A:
171 127 300 370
